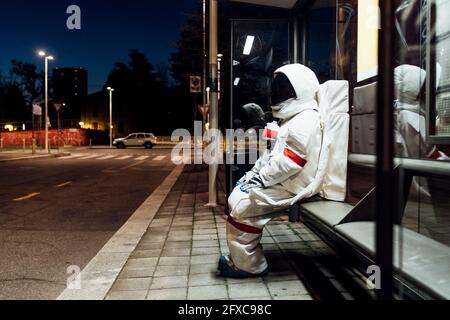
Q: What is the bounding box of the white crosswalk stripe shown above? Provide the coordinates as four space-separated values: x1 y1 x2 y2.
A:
59 153 88 160
57 153 169 161
116 155 133 160
79 154 103 160
97 155 116 160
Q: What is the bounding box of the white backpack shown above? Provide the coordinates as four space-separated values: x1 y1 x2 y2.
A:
252 80 350 207
316 80 350 201
286 80 350 203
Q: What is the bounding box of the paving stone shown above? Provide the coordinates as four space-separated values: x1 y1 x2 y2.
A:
264 274 300 282
111 278 152 291
267 228 296 236
226 277 264 285
234 296 272 300
170 226 194 232
190 254 218 265
136 242 165 250
154 264 189 277
194 224 219 230
278 242 309 250
164 241 192 249
168 229 192 236
150 275 188 289
119 267 155 279
192 240 219 248
228 282 270 299
272 235 302 243
261 237 275 244
140 236 166 244
191 246 220 256
147 288 188 300
193 228 217 235
106 290 147 300
267 280 309 297
161 247 191 257
189 263 218 275
125 258 158 269
167 234 193 242
188 285 228 300
130 249 162 258
193 234 218 241
273 294 313 300
159 256 190 266
188 272 226 286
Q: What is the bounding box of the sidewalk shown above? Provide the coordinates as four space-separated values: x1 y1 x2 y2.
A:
0 149 70 162
102 165 360 300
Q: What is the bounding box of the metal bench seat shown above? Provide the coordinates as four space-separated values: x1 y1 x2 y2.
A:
294 154 450 299
334 221 450 299
300 200 354 227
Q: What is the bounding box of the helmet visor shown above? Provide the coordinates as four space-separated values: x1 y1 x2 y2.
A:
270 73 296 106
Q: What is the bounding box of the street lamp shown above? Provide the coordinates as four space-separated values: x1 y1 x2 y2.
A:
107 87 114 148
38 51 54 153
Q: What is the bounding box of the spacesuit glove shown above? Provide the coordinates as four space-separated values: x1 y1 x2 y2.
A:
235 170 257 187
240 175 265 193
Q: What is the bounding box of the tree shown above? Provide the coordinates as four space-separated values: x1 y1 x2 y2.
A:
170 10 205 88
104 49 170 134
0 61 41 122
9 60 43 105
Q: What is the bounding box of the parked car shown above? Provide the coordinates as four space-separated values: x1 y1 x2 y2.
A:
113 133 157 149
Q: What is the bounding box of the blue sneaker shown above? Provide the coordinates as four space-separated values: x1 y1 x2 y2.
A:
218 256 268 278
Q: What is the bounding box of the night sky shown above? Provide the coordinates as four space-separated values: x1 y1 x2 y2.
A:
0 0 201 93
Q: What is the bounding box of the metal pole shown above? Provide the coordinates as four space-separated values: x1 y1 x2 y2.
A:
207 0 218 207
56 110 61 150
45 57 49 153
291 16 299 63
57 110 61 151
203 0 207 107
109 89 113 148
376 0 395 300
32 108 35 154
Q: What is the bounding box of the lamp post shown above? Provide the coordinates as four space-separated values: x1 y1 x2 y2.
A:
206 0 218 207
107 87 114 148
38 51 54 153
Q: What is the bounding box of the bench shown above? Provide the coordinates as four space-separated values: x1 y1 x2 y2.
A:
289 153 450 299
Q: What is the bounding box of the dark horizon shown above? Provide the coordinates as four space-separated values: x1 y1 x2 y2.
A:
0 0 201 93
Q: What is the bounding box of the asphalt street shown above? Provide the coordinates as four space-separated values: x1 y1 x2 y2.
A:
0 147 175 299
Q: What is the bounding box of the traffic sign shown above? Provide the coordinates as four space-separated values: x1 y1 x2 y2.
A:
190 76 202 93
197 104 209 118
53 102 63 112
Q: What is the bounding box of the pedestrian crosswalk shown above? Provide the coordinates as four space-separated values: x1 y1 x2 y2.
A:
58 153 169 162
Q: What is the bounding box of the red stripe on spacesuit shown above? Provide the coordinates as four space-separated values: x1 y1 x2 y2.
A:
263 128 278 140
283 148 307 167
428 147 441 160
227 216 263 234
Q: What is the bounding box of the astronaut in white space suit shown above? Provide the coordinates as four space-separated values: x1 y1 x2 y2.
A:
394 64 449 160
218 64 324 278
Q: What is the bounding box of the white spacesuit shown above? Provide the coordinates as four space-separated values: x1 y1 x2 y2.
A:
219 64 324 277
394 64 449 160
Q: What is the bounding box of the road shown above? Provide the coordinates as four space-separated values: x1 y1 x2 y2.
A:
0 147 175 299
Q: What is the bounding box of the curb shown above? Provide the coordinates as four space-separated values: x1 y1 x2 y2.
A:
0 152 70 163
57 164 185 300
